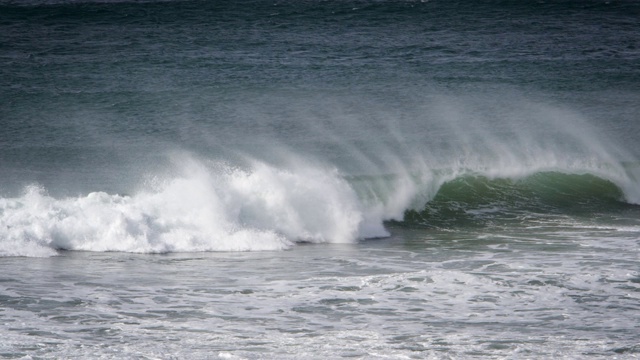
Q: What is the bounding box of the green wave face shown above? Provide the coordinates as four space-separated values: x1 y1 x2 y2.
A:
402 172 631 229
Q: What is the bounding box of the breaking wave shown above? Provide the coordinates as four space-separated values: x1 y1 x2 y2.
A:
1 151 638 257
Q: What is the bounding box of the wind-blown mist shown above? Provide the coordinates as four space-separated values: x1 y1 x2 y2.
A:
1 89 638 257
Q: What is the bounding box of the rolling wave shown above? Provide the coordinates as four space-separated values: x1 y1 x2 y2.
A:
402 172 634 229
1 153 638 257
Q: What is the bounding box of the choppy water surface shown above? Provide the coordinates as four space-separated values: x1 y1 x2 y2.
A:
2 227 640 359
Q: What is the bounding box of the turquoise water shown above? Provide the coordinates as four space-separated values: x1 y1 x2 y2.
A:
1 0 640 358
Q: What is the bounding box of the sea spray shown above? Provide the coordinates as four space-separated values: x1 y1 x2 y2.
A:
2 91 639 257
1 148 638 257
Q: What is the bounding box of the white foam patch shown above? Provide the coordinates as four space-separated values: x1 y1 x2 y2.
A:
0 157 398 257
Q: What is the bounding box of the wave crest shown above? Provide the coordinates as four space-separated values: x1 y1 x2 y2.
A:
1 151 639 257
0 157 391 257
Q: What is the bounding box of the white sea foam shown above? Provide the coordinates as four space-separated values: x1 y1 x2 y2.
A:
0 156 403 257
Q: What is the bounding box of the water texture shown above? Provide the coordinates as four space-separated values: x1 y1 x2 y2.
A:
1 0 640 358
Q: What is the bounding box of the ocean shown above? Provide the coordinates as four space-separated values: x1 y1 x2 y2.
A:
1 0 640 358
